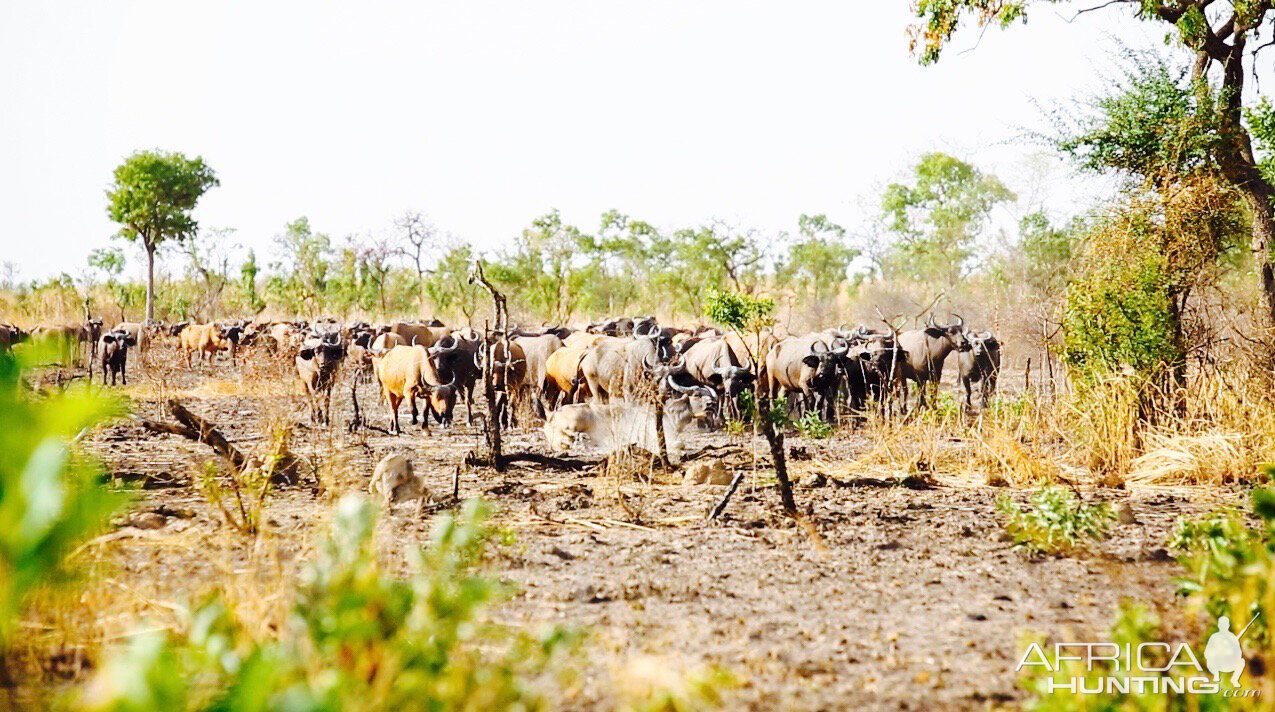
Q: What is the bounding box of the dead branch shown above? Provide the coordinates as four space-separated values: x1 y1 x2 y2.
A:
134 399 302 485
708 470 746 520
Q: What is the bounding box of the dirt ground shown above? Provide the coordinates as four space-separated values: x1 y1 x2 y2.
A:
16 345 1246 711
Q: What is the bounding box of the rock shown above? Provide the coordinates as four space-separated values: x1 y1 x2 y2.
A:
370 453 428 508
549 545 576 561
1117 502 1138 524
130 512 167 530
683 459 732 486
803 472 828 488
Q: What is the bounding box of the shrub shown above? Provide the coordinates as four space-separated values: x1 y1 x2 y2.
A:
793 411 833 440
80 497 579 711
997 485 1114 556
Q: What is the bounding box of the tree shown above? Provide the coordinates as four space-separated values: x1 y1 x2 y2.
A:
880 152 1014 285
87 247 133 321
425 244 483 324
1000 211 1079 298
269 217 332 316
106 150 218 322
488 210 599 323
775 214 858 314
910 0 1275 326
182 226 238 319
650 221 767 317
393 211 438 311
238 250 266 315
704 290 797 517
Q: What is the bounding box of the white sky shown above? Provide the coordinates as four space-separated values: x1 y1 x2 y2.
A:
0 1 1220 281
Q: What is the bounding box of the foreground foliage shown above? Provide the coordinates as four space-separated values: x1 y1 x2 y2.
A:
81 497 579 711
0 348 124 651
1019 488 1275 709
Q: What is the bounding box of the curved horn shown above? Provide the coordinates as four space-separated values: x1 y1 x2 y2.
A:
642 351 659 372
431 334 459 354
926 313 937 329
952 313 966 329
664 374 697 394
668 353 686 373
832 337 850 356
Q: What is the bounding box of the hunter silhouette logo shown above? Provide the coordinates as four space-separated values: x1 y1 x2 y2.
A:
1204 614 1259 687
1018 612 1263 698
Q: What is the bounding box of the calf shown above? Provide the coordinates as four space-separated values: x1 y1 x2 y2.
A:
296 333 346 424
98 330 136 385
957 331 1001 408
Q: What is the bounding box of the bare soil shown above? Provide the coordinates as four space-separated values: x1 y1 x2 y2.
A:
16 346 1245 710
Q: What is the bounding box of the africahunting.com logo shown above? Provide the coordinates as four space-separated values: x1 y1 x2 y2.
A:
1018 614 1262 698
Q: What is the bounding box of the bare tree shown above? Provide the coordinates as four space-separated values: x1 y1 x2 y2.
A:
183 226 239 319
360 235 395 319
394 210 438 312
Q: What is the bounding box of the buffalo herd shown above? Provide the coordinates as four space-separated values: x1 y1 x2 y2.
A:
1 312 1001 449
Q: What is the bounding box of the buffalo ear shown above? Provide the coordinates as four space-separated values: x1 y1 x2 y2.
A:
102 334 115 344
299 348 315 360
801 355 821 368
125 335 137 347
924 327 945 338
707 373 724 385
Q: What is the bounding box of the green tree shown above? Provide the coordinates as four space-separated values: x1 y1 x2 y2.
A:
87 248 133 322
105 150 218 323
651 222 767 318
880 152 1014 285
269 217 333 316
488 210 599 323
1008 211 1078 297
910 0 1275 327
238 251 265 315
775 214 858 309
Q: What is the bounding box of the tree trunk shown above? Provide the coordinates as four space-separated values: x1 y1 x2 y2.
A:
756 393 797 516
1211 36 1275 329
144 242 157 324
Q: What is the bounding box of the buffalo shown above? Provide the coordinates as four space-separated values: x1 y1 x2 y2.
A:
896 314 971 410
957 331 1001 408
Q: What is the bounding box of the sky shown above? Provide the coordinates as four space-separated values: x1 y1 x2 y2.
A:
0 1 1217 282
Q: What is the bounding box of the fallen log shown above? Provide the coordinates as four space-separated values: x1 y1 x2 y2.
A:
134 399 302 485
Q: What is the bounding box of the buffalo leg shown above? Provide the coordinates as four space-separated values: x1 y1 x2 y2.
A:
388 393 402 435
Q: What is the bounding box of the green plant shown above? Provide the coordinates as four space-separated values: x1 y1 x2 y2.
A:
0 345 126 652
1170 488 1274 655
80 496 579 711
793 411 832 440
997 485 1114 556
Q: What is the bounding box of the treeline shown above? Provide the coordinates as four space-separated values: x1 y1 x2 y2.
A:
0 152 1076 333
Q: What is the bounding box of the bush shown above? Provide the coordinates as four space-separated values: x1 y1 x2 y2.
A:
793 411 833 440
997 485 1114 556
80 497 579 711
1063 250 1180 382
